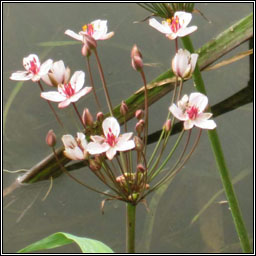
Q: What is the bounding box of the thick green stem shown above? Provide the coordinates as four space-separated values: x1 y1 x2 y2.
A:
181 35 251 253
126 203 136 253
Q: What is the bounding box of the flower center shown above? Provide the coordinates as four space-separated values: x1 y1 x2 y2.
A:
29 57 40 74
82 23 94 36
187 106 198 120
106 128 117 147
61 83 75 97
167 16 181 33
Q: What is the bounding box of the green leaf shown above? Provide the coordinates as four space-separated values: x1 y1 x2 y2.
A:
18 232 114 253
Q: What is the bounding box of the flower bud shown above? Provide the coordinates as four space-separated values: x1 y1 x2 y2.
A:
134 136 144 151
137 163 146 173
89 159 101 171
46 129 56 147
135 119 145 134
172 49 198 79
96 112 104 122
135 109 144 120
131 45 143 71
120 101 128 116
163 119 172 132
82 108 93 127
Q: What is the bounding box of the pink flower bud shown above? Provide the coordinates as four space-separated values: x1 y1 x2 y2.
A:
131 45 143 71
163 119 172 132
46 129 56 147
82 108 93 127
96 112 104 122
120 101 128 116
135 119 145 134
135 109 144 119
137 163 146 173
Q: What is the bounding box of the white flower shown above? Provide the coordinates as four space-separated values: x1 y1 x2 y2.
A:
172 49 198 78
42 60 70 87
169 92 217 130
87 117 135 160
65 19 114 42
149 11 197 40
10 54 53 82
62 133 88 160
40 71 92 108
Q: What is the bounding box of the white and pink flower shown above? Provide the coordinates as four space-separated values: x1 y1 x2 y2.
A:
87 117 135 160
172 49 198 78
149 11 197 40
65 19 114 43
62 133 88 160
42 60 70 87
10 54 53 82
169 92 217 130
40 71 92 108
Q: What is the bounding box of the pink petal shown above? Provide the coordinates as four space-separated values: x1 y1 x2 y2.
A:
64 147 84 160
98 31 114 40
65 29 83 42
51 60 66 84
90 135 105 143
169 104 187 121
41 91 66 102
177 26 198 37
166 33 178 40
195 114 216 130
58 98 71 108
10 71 33 81
175 11 192 28
39 59 53 77
102 117 120 138
189 93 208 113
23 54 40 71
149 18 171 34
70 71 85 92
115 140 135 152
106 147 117 160
69 87 92 103
87 142 110 155
184 119 194 130
62 134 77 148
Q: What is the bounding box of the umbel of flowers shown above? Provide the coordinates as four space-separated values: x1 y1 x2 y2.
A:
10 13 217 253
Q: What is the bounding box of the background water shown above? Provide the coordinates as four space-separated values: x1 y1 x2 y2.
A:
3 3 253 253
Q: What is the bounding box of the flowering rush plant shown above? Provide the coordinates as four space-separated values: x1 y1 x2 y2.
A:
11 12 218 254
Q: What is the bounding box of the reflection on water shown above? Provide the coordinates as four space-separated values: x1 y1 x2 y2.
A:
3 3 253 253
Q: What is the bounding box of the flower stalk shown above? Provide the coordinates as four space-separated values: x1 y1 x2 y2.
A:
126 202 136 253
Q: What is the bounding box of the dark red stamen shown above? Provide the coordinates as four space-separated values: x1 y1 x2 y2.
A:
87 24 94 36
63 83 75 97
106 128 117 147
29 58 40 74
171 16 181 33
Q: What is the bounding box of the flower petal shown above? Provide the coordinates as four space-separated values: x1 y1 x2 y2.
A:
39 59 53 77
102 117 120 138
10 71 33 81
90 135 105 143
115 139 135 152
41 91 67 102
58 98 71 108
175 11 192 28
106 147 117 160
64 147 84 160
189 92 208 113
70 71 85 92
65 29 83 42
169 104 187 121
62 134 77 148
177 26 198 37
87 142 110 155
184 119 194 130
149 18 171 34
69 86 92 103
195 114 216 130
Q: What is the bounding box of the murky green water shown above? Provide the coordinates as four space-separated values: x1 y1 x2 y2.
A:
3 3 253 253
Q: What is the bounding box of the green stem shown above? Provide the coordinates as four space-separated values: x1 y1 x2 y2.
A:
126 203 136 253
181 35 251 253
